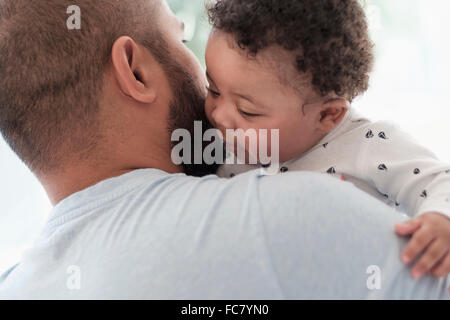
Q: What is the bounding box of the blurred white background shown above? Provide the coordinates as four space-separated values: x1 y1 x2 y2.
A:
1 0 450 274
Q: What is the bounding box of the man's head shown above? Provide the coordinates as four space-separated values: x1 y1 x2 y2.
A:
205 0 374 162
0 0 210 180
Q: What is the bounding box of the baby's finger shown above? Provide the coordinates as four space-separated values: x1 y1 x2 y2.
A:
411 240 447 279
401 228 434 264
395 219 421 236
430 252 450 277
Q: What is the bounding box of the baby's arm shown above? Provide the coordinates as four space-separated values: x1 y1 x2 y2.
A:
359 121 450 278
359 121 450 218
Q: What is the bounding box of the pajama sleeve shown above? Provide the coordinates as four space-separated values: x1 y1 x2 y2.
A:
359 121 450 219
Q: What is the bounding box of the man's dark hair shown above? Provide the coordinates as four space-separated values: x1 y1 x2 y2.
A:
0 0 166 173
207 0 374 102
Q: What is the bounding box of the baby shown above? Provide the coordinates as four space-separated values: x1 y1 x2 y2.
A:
204 0 450 280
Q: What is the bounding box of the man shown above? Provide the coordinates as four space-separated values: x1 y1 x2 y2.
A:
0 0 448 299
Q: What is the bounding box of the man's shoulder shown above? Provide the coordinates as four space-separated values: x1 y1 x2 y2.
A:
122 169 337 218
254 170 353 213
0 263 18 287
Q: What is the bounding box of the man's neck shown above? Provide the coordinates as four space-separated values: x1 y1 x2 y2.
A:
39 158 182 206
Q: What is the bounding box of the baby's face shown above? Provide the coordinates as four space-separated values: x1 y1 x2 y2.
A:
204 31 321 163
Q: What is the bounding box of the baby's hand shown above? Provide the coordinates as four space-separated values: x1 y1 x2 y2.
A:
395 212 450 279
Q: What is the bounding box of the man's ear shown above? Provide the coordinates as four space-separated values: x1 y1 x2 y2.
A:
111 36 157 104
315 98 349 133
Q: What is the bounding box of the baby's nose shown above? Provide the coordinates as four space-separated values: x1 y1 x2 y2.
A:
211 106 234 132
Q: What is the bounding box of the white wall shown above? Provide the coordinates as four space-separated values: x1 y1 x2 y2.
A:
0 139 51 273
354 0 450 162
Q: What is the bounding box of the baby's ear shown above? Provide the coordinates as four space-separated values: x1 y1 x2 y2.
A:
316 98 349 133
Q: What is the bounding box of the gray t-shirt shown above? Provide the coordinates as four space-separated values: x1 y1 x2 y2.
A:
0 169 448 299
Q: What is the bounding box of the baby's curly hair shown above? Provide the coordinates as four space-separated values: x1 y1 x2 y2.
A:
207 0 374 102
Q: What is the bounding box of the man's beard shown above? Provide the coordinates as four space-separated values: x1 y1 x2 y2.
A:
165 61 222 177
